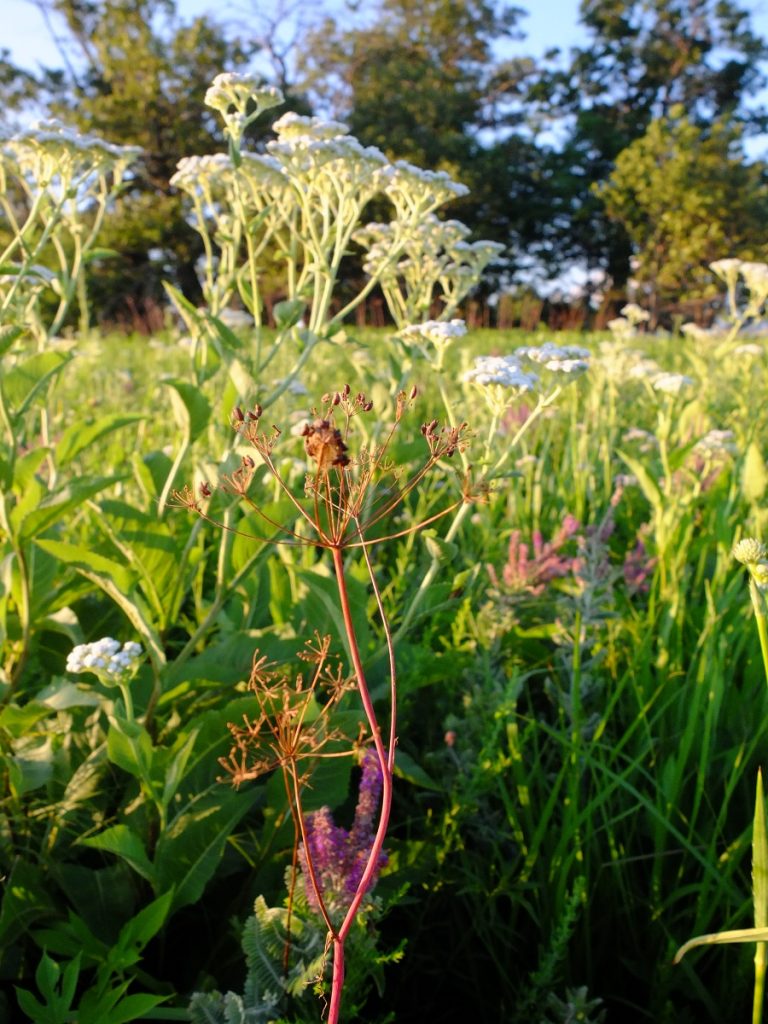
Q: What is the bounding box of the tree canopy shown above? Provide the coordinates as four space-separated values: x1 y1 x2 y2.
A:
3 0 767 321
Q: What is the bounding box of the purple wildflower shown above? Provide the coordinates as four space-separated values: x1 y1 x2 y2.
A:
298 749 387 919
490 514 583 595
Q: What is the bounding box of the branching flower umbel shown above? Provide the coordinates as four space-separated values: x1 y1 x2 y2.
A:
174 386 471 1024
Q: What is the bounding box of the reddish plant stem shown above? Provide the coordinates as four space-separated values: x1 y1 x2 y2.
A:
327 544 394 1024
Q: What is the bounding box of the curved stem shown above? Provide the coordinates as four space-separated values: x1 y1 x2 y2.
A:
328 544 394 1024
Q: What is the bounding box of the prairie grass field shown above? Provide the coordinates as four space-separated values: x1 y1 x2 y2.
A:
4 73 768 1023
3 318 768 1023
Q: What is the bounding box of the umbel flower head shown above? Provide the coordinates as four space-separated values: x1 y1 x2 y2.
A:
66 638 143 685
172 385 471 551
733 538 768 589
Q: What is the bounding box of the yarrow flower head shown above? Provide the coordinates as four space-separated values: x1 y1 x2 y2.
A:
620 303 651 327
204 73 284 144
463 354 538 391
651 372 694 396
66 638 143 685
516 342 590 376
401 318 467 351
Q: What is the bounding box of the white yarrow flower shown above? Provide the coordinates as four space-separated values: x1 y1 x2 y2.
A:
651 372 694 395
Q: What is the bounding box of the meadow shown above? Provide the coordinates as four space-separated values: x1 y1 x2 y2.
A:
3 74 768 1024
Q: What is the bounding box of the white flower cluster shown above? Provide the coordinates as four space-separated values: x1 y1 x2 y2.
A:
516 342 590 375
3 119 141 192
734 342 763 357
733 538 768 565
66 638 143 683
620 303 651 326
694 429 736 458
463 355 538 391
711 258 768 317
401 318 468 348
651 372 694 395
204 73 284 117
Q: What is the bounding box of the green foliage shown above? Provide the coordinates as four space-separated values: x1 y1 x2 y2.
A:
597 107 768 306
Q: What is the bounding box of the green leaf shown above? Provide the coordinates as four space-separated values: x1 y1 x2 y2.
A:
80 825 155 884
56 413 143 466
34 538 137 594
273 299 306 330
12 446 50 492
107 717 154 784
206 313 244 353
0 323 23 357
109 890 173 969
743 441 768 503
674 926 768 964
3 350 71 418
164 379 211 444
617 449 662 512
0 860 51 947
754 769 768 930
154 788 259 911
394 749 441 790
14 476 122 542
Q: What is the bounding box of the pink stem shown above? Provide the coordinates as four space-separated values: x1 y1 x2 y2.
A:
327 545 394 1024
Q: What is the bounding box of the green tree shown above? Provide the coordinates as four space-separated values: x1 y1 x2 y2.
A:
526 0 768 291
596 106 768 313
38 0 267 322
293 0 544 276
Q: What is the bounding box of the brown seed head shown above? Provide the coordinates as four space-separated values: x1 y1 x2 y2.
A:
303 417 350 470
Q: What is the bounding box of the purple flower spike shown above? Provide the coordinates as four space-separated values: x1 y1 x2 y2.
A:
298 749 387 919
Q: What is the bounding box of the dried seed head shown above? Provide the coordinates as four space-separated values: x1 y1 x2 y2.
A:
303 417 350 470
342 383 351 398
242 455 255 468
248 404 263 421
410 385 418 400
200 481 212 498
233 406 245 423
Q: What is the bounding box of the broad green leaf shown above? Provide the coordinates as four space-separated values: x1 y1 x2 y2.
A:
80 825 155 884
273 299 305 330
0 700 52 737
110 890 173 967
9 737 56 795
154 788 259 911
12 446 50 492
87 992 168 1024
394 749 442 790
0 860 51 946
93 499 185 626
56 413 143 466
107 717 154 783
3 350 71 418
206 313 244 352
162 281 203 334
34 538 137 594
164 379 211 444
13 476 122 542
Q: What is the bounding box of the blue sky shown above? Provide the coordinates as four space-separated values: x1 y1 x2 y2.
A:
5 0 768 158
6 0 585 73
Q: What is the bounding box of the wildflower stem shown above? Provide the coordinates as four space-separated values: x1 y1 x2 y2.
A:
749 578 768 687
329 544 394 1024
